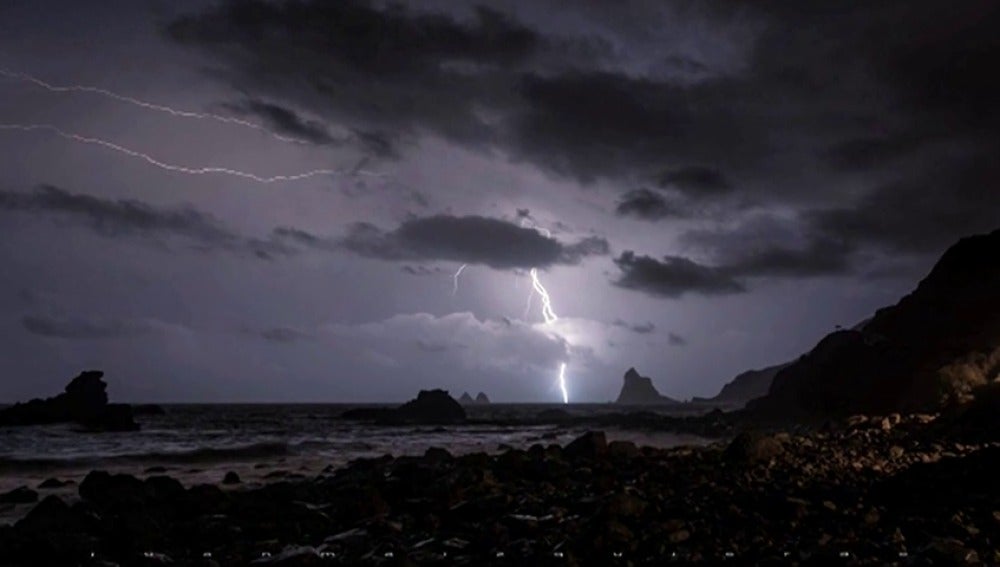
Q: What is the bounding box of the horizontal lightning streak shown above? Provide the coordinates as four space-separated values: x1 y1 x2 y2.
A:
0 123 385 183
0 67 308 144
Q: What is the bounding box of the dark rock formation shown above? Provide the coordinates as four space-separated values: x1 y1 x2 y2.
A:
222 471 241 485
0 487 38 504
458 392 474 404
474 392 491 404
694 363 791 407
750 227 1000 417
37 478 71 489
395 389 466 424
615 368 679 405
341 390 466 424
0 371 139 431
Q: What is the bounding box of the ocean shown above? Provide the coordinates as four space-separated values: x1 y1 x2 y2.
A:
0 404 712 524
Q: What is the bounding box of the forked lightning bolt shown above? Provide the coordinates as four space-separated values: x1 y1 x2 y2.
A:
0 124 384 183
529 267 569 404
0 67 308 144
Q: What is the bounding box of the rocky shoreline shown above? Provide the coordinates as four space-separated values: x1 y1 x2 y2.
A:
1 413 997 566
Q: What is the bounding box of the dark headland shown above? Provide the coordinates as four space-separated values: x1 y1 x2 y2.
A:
2 228 1000 565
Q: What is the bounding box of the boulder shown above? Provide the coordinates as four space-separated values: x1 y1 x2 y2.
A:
0 371 139 431
564 431 608 460
222 471 242 485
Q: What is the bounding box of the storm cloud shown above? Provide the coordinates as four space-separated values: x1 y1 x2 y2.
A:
336 214 609 269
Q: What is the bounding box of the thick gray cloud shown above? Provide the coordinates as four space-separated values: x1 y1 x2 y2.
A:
22 314 169 339
0 185 291 259
613 251 746 298
220 99 338 146
336 214 609 269
166 0 1000 250
656 166 731 197
615 189 680 221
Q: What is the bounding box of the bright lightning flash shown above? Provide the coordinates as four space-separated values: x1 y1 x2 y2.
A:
529 267 569 404
0 123 383 183
0 67 308 144
452 264 467 296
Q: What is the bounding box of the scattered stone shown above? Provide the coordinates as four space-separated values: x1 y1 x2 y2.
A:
723 431 785 463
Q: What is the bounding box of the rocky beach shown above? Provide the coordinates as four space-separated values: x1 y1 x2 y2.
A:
1 408 998 566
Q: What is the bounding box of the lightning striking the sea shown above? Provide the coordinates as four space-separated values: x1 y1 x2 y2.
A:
0 67 308 144
0 123 383 183
529 267 569 404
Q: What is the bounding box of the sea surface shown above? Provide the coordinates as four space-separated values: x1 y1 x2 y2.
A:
0 404 712 524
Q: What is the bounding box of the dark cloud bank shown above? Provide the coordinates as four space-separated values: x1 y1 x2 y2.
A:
165 0 1000 298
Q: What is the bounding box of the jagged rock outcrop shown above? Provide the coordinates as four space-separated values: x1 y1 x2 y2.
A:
615 368 679 405
0 371 139 431
395 390 467 423
695 363 791 407
749 227 1000 417
474 392 490 404
458 392 475 405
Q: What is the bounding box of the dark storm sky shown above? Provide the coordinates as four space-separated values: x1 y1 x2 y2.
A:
1 0 997 402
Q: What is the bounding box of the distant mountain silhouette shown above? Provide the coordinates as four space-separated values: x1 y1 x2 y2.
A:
458 392 474 404
615 368 680 405
749 227 1000 417
475 392 490 404
694 363 792 407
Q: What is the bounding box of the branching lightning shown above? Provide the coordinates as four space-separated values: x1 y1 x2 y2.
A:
0 67 309 144
452 264 467 296
529 268 559 324
529 267 569 404
0 123 385 183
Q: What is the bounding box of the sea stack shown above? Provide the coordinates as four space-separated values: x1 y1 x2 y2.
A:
615 368 679 405
458 392 475 404
474 392 491 404
0 370 139 431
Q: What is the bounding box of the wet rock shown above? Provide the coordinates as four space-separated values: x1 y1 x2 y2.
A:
723 431 785 463
0 486 38 504
223 471 242 485
564 431 607 460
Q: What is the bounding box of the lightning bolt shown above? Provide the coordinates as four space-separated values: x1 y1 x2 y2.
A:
529 267 569 404
0 123 386 183
452 263 467 296
0 67 309 144
529 268 559 324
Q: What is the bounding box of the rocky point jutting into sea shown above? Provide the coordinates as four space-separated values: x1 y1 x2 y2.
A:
1 228 999 565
